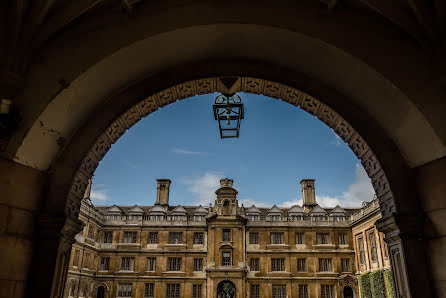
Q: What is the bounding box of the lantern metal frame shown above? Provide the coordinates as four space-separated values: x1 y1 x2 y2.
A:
213 94 244 139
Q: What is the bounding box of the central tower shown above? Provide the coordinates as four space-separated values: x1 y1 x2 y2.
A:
214 178 240 216
206 178 247 298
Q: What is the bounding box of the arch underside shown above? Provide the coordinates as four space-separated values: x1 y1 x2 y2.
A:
66 76 395 220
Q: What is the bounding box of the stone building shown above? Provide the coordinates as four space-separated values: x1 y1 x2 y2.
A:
64 178 391 298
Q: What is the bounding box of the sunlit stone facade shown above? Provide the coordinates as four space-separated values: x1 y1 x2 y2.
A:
64 179 390 298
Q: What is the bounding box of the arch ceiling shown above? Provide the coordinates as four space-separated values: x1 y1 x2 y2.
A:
12 24 445 171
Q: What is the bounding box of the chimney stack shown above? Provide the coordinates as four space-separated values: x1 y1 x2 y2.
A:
300 179 316 212
155 179 171 207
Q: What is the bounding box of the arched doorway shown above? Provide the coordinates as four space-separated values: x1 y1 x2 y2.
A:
97 286 105 298
343 286 354 298
217 280 236 298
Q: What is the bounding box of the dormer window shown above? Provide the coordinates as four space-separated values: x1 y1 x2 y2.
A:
270 215 281 221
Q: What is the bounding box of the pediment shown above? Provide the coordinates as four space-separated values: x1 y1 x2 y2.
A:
288 205 304 214
172 205 187 214
149 205 166 214
268 205 282 215
330 205 346 215
246 205 261 215
106 205 124 214
193 205 208 215
309 205 327 215
128 205 144 214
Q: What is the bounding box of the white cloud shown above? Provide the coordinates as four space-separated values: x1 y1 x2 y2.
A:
281 164 374 208
183 172 223 205
90 188 109 204
330 130 343 147
340 163 375 207
171 147 209 155
281 197 303 208
238 198 271 208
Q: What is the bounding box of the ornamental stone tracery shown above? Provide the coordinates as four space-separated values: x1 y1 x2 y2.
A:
66 77 396 222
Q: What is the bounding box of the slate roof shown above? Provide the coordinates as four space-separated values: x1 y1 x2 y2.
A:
95 204 360 216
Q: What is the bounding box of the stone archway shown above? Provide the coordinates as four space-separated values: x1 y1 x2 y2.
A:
343 286 354 298
66 77 396 219
52 76 410 298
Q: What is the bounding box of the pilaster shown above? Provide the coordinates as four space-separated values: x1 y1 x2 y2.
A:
376 212 430 298
29 214 84 298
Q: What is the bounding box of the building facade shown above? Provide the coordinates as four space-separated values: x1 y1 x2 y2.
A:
64 179 390 298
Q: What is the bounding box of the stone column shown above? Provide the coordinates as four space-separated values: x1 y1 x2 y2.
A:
28 214 83 298
376 213 431 298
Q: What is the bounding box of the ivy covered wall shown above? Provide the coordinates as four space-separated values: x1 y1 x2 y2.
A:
359 269 395 298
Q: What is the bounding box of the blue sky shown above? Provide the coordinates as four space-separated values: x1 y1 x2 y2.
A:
91 93 374 208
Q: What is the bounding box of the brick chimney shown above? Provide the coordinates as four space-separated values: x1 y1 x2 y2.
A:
300 179 316 212
155 179 171 207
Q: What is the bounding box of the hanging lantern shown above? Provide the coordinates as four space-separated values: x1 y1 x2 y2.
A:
213 94 244 139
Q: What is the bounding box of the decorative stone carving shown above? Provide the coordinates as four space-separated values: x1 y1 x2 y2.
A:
120 105 143 129
241 77 263 94
315 103 340 128
281 86 303 107
137 96 159 117
300 95 321 116
195 78 216 94
262 81 283 99
176 81 196 99
156 87 177 107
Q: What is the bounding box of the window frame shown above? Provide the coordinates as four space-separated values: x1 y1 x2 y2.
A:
338 233 347 245
271 258 285 271
103 231 113 244
369 231 378 262
318 258 332 272
250 258 259 271
99 257 110 271
169 232 183 244
194 232 204 244
297 258 306 272
272 285 287 298
250 232 259 244
341 258 351 272
222 251 231 266
192 284 202 298
194 258 203 271
296 232 305 245
118 283 132 297
147 257 156 271
316 233 330 244
148 232 158 244
298 285 309 298
166 284 180 298
167 257 182 271
358 236 366 265
222 229 231 242
144 283 154 298
120 257 135 271
321 285 335 298
123 231 137 244
250 284 260 298
270 232 284 244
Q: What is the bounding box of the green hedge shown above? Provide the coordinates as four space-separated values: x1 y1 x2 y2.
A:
384 269 396 298
359 272 372 298
370 270 386 298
